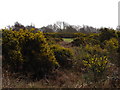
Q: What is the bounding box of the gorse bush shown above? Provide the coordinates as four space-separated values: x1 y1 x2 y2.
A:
104 38 119 67
83 55 109 82
71 37 86 46
99 28 117 42
72 37 100 47
46 37 63 45
104 38 119 52
85 44 107 56
2 30 24 71
50 44 74 68
2 29 58 77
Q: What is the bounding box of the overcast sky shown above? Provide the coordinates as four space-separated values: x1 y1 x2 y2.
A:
0 0 119 29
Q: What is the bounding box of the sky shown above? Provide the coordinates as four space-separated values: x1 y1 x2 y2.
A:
0 0 119 29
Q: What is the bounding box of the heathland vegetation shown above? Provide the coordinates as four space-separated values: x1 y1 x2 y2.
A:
2 22 120 88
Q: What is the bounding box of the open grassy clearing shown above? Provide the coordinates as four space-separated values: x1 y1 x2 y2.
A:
62 38 74 42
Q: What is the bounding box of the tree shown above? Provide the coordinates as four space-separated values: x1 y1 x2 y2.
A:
116 25 120 31
99 28 117 42
54 21 69 32
12 22 25 31
41 25 54 33
78 25 98 33
63 25 78 33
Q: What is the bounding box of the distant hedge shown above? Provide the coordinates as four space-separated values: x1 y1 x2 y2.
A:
44 33 87 38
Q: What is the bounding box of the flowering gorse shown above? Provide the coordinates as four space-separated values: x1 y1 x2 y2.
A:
83 55 109 81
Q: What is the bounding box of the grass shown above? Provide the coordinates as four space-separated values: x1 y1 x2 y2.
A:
2 69 84 88
63 38 74 43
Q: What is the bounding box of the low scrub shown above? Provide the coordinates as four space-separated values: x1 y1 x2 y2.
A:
50 45 74 68
72 37 100 47
83 55 109 82
2 29 58 77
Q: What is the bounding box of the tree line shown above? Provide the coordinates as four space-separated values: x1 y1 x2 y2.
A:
6 21 120 33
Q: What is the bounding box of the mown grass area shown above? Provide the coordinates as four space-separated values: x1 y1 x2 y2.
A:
63 38 74 42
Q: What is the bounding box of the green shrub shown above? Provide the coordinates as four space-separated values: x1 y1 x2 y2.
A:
88 33 100 40
85 44 107 56
2 30 24 71
50 45 74 68
99 28 117 42
118 45 120 67
2 29 58 77
47 38 63 43
83 55 109 82
71 47 90 71
72 37 100 47
87 38 100 45
104 38 119 52
71 37 86 46
44 32 87 38
74 33 86 38
45 33 63 44
45 37 56 45
117 31 120 37
104 38 119 66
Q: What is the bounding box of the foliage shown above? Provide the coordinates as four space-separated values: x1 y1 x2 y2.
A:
71 37 86 46
2 29 58 77
71 46 90 71
44 33 87 38
104 38 119 52
103 38 119 65
83 55 109 82
88 33 100 40
72 37 100 46
99 28 117 42
50 45 74 68
118 46 120 67
2 30 24 71
46 37 63 45
85 44 108 56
